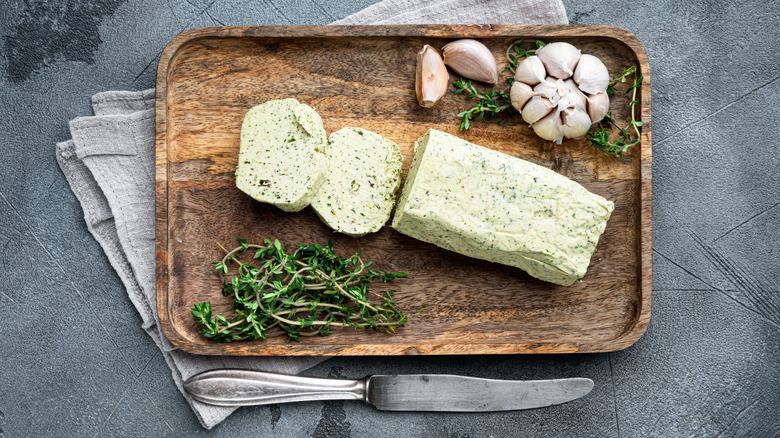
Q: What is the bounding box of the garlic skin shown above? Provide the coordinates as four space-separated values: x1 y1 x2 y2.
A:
533 78 565 103
513 55 546 86
416 45 449 108
573 54 609 94
511 42 611 142
536 42 581 80
586 92 609 123
509 81 534 113
442 39 498 85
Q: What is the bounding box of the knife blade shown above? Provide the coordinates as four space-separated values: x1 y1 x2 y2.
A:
183 369 593 411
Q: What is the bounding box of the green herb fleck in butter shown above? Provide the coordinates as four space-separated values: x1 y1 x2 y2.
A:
392 129 614 286
235 99 326 212
311 127 403 236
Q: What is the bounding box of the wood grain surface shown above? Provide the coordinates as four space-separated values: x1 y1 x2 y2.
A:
155 25 652 356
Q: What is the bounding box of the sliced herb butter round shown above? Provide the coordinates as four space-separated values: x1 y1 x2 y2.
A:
392 129 614 286
311 127 404 237
235 98 326 212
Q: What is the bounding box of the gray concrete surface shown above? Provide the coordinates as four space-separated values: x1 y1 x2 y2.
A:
1 0 778 436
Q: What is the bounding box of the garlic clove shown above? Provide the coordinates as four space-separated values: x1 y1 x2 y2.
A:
573 54 609 94
416 45 449 108
586 92 610 123
536 42 581 80
442 39 499 85
563 79 587 112
509 81 535 113
514 55 546 86
522 95 555 125
532 110 565 144
560 107 592 139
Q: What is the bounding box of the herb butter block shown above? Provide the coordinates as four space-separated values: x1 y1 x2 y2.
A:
235 99 327 212
311 127 403 236
392 129 614 286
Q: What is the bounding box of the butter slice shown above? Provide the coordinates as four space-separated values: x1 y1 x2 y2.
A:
392 129 614 286
311 127 403 236
235 99 326 212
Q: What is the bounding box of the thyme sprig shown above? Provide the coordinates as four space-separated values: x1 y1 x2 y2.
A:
588 67 644 157
454 78 512 131
191 238 408 343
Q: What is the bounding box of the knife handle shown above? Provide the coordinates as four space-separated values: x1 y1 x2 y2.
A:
183 369 368 406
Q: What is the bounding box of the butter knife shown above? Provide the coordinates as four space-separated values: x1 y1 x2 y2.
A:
184 370 593 411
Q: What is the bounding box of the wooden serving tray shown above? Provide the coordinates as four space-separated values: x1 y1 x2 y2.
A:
155 25 652 356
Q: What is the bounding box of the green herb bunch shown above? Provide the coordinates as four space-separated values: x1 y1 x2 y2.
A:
453 39 643 157
191 238 408 342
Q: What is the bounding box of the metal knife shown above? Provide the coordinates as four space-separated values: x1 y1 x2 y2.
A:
184 369 593 411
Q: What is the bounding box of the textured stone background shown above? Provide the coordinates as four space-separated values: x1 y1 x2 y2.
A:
1 0 779 436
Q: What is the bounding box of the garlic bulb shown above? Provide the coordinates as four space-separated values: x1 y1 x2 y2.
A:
509 42 610 143
416 45 449 108
442 39 498 85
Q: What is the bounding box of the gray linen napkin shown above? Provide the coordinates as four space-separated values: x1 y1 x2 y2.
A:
56 0 567 429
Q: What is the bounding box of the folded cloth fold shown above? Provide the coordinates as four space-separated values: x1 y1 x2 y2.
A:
55 0 567 429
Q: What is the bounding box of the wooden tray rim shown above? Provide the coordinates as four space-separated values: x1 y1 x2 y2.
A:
155 24 652 356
